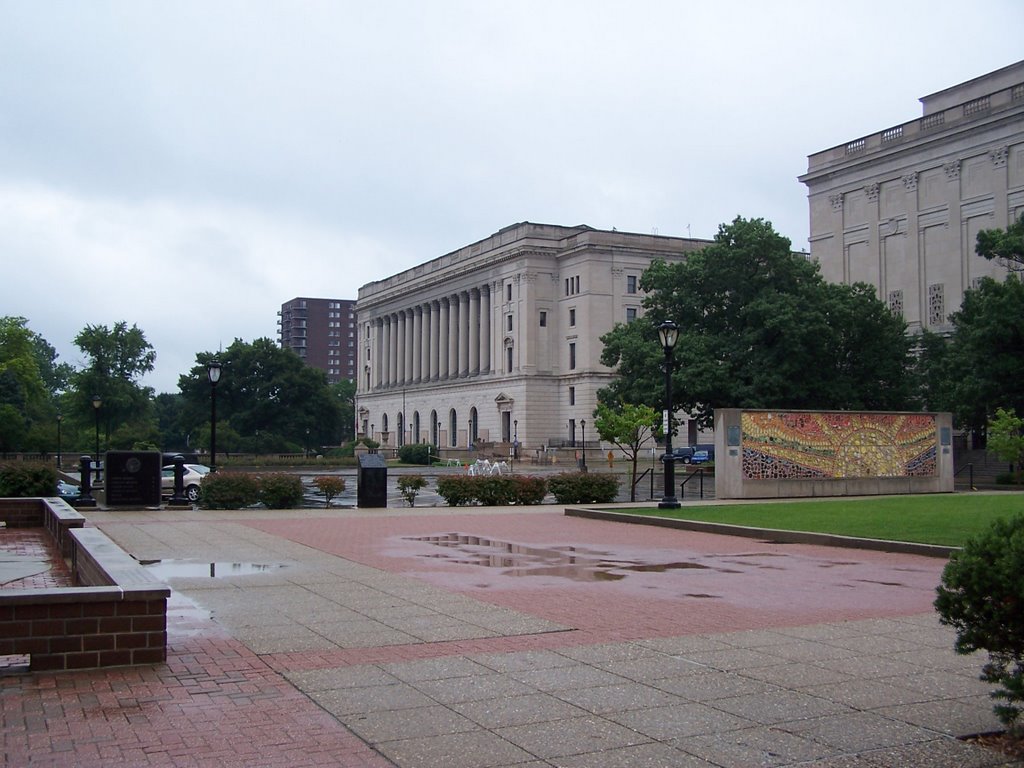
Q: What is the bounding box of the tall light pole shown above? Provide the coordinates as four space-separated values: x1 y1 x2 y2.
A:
207 360 222 472
56 412 63 470
91 395 102 462
513 419 518 463
658 320 681 509
580 418 587 472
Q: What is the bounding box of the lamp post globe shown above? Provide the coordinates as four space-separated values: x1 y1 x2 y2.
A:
657 321 681 509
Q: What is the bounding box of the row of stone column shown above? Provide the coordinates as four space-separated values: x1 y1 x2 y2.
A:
374 286 492 388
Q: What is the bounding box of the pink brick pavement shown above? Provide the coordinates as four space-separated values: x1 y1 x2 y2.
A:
1 599 393 768
247 510 946 643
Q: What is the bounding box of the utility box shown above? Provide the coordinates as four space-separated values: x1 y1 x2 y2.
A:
357 452 388 508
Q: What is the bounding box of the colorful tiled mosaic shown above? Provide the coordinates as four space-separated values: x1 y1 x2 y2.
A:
741 412 937 480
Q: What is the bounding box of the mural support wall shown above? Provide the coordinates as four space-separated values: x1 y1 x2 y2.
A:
715 409 954 499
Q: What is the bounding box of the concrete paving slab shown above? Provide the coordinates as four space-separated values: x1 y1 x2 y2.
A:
672 725 841 767
451 692 591 728
10 506 1020 767
610 700 755 739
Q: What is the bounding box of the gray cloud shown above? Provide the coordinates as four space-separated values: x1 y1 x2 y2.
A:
2 0 1022 392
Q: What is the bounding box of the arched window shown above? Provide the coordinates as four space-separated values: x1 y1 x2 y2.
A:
449 409 458 448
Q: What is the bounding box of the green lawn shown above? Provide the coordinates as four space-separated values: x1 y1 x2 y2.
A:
614 493 1024 547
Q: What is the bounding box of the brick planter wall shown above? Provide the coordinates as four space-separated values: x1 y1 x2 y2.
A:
0 498 170 671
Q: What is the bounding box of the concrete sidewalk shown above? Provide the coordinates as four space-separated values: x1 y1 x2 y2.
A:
3 505 1021 767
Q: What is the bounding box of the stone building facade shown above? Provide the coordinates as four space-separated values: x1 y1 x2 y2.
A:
354 222 708 452
799 60 1024 332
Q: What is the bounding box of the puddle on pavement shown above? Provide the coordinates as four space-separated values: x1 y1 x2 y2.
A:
138 559 289 579
405 533 739 584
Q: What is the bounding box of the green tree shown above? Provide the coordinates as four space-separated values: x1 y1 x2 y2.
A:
600 217 914 427
0 317 59 452
593 401 659 502
178 338 342 452
988 408 1024 482
976 214 1024 267
331 378 357 443
921 276 1024 438
68 322 157 449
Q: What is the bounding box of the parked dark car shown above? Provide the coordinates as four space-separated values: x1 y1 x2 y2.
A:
671 446 696 463
690 450 713 465
56 480 79 500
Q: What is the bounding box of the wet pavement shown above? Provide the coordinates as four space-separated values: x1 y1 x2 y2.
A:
3 503 1021 767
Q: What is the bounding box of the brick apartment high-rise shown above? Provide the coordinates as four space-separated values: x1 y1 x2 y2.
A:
277 297 357 383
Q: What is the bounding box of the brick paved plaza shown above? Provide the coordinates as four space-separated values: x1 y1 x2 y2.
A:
2 504 1020 767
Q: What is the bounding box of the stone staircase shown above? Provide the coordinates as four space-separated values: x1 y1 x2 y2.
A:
954 448 1015 489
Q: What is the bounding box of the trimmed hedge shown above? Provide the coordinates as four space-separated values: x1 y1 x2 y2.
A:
0 462 58 497
436 474 548 506
198 472 261 509
398 444 432 465
259 473 304 509
547 472 619 504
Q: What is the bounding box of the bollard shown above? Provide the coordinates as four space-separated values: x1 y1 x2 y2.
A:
75 455 97 508
167 454 190 507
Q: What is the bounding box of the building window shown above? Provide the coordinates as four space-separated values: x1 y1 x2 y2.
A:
627 275 638 294
569 342 576 370
569 386 575 406
507 314 513 332
626 307 637 323
575 276 580 293
506 346 513 373
569 308 576 327
928 283 945 326
506 282 513 302
888 290 904 317
565 278 570 296
539 310 547 327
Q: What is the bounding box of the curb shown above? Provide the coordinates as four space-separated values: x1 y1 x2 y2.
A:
564 506 958 558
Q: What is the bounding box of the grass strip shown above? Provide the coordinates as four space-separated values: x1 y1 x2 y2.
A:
612 493 1024 547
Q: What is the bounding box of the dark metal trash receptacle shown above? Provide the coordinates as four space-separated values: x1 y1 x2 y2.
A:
357 453 388 508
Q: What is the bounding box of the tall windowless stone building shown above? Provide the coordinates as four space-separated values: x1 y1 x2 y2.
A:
800 60 1024 332
355 222 708 451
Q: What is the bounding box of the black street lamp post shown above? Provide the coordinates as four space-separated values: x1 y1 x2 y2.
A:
91 395 102 461
513 419 518 463
207 361 222 472
56 412 63 470
658 320 681 509
580 418 588 472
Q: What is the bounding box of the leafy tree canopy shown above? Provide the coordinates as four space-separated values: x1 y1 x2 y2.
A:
919 275 1024 435
68 321 156 441
976 213 1024 266
593 401 660 502
178 338 342 450
600 217 914 427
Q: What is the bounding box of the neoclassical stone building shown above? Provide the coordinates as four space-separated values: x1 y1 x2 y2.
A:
355 222 708 452
800 60 1024 332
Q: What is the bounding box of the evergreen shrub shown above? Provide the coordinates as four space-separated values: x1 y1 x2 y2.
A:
198 472 260 509
935 513 1024 729
547 472 619 504
398 444 432 465
0 462 58 497
258 473 305 509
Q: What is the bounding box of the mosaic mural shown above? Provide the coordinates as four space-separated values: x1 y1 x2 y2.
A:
741 412 937 480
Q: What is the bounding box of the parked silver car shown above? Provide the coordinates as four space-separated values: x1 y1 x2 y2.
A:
160 464 210 502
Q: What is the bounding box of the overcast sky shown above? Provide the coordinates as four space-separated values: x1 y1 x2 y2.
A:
2 1 1022 395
